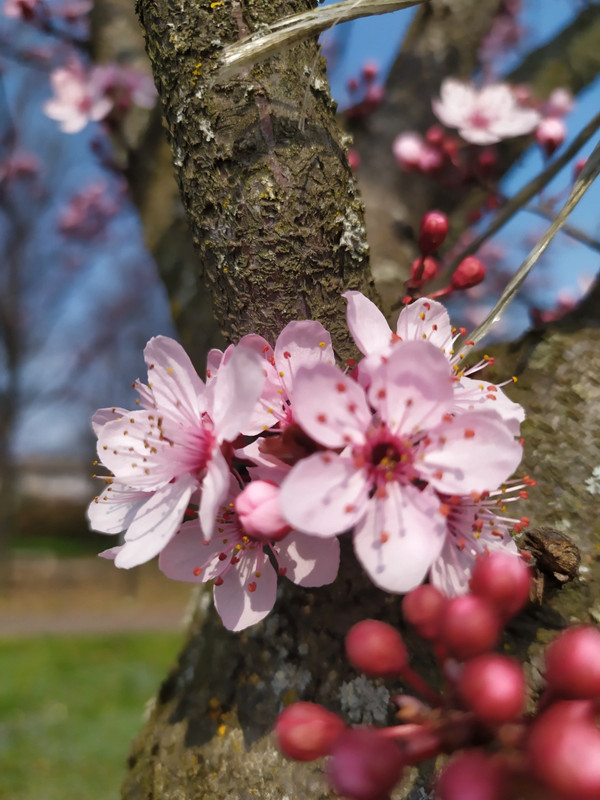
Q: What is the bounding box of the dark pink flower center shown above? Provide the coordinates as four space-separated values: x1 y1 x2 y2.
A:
357 427 415 490
468 111 491 130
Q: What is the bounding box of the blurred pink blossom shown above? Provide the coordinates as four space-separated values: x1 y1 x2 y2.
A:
43 60 113 133
433 79 541 145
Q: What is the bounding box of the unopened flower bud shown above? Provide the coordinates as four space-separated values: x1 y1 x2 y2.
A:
544 625 600 699
440 594 501 660
536 117 566 157
409 256 439 288
450 256 486 291
327 728 404 800
275 702 346 761
436 751 505 800
362 61 379 83
425 125 445 146
527 708 600 799
418 211 449 256
402 584 446 640
469 552 531 620
348 148 361 170
234 480 290 541
345 619 408 677
458 654 526 725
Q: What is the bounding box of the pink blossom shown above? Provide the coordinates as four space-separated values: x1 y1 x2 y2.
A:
88 336 264 568
44 60 113 133
279 342 523 593
3 0 39 19
158 482 339 630
392 132 443 173
432 79 541 145
59 181 121 239
343 292 524 434
93 64 157 113
543 88 574 118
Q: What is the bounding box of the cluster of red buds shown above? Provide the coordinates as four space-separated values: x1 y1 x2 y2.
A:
275 552 600 800
344 61 385 122
404 210 486 303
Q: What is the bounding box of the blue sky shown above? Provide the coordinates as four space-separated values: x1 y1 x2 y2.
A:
3 0 599 457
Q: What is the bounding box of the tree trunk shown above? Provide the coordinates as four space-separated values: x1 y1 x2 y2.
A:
121 2 600 798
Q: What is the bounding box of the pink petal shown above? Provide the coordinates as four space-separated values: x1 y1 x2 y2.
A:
453 377 524 435
419 410 523 494
99 546 122 560
343 291 393 356
237 334 289 434
213 548 277 631
274 320 335 398
274 531 340 587
368 341 454 435
87 483 147 533
159 519 229 583
207 344 265 442
114 474 196 568
395 298 454 355
433 79 476 128
292 363 371 448
143 336 207 427
280 452 369 536
353 484 446 593
199 446 231 540
91 407 129 435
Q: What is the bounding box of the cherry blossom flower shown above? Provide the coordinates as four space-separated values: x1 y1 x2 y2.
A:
58 181 121 239
94 64 157 114
344 291 524 434
279 341 523 593
44 60 112 133
432 79 541 145
392 132 443 173
3 0 39 19
88 336 264 568
157 482 340 630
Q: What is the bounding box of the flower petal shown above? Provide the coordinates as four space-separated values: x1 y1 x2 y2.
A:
159 519 230 583
207 344 265 442
274 531 340 587
453 376 524 436
343 291 393 356
113 474 196 568
274 320 335 398
213 548 277 631
419 410 523 494
395 298 454 355
199 446 231 540
143 336 206 427
353 484 446 593
280 452 369 536
292 363 372 448
87 483 148 534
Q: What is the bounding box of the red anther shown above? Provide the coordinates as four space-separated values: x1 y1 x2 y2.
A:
450 256 486 290
458 654 526 725
544 626 600 699
418 211 449 256
327 728 404 800
345 619 408 677
469 552 531 619
402 584 446 641
458 327 467 336
518 490 528 499
275 702 346 762
439 595 502 660
346 358 356 368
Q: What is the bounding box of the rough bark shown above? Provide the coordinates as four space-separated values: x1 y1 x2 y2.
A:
135 0 377 361
121 2 600 798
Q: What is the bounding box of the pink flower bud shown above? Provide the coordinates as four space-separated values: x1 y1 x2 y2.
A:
440 594 501 660
545 87 574 118
477 146 498 177
536 117 566 157
234 480 291 541
544 625 600 699
347 78 359 92
402 584 446 640
418 211 449 256
527 709 600 799
345 620 408 677
458 654 526 725
327 728 404 800
450 256 486 291
409 256 439 288
276 702 346 762
425 124 445 146
469 552 531 620
362 61 379 83
348 148 361 170
436 751 506 800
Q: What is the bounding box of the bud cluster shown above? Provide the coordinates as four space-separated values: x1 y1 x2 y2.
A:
275 552 600 800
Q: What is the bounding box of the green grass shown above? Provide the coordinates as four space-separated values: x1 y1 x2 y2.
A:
0 632 183 800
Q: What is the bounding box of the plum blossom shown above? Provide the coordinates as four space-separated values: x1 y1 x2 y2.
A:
280 341 523 593
88 335 264 568
158 481 340 631
44 60 113 133
433 79 541 145
344 291 524 434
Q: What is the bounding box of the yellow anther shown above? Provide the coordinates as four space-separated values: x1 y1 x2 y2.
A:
318 342 326 348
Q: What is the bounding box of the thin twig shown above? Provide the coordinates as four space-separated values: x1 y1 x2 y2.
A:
216 0 426 80
456 139 600 354
523 202 600 254
436 111 600 286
